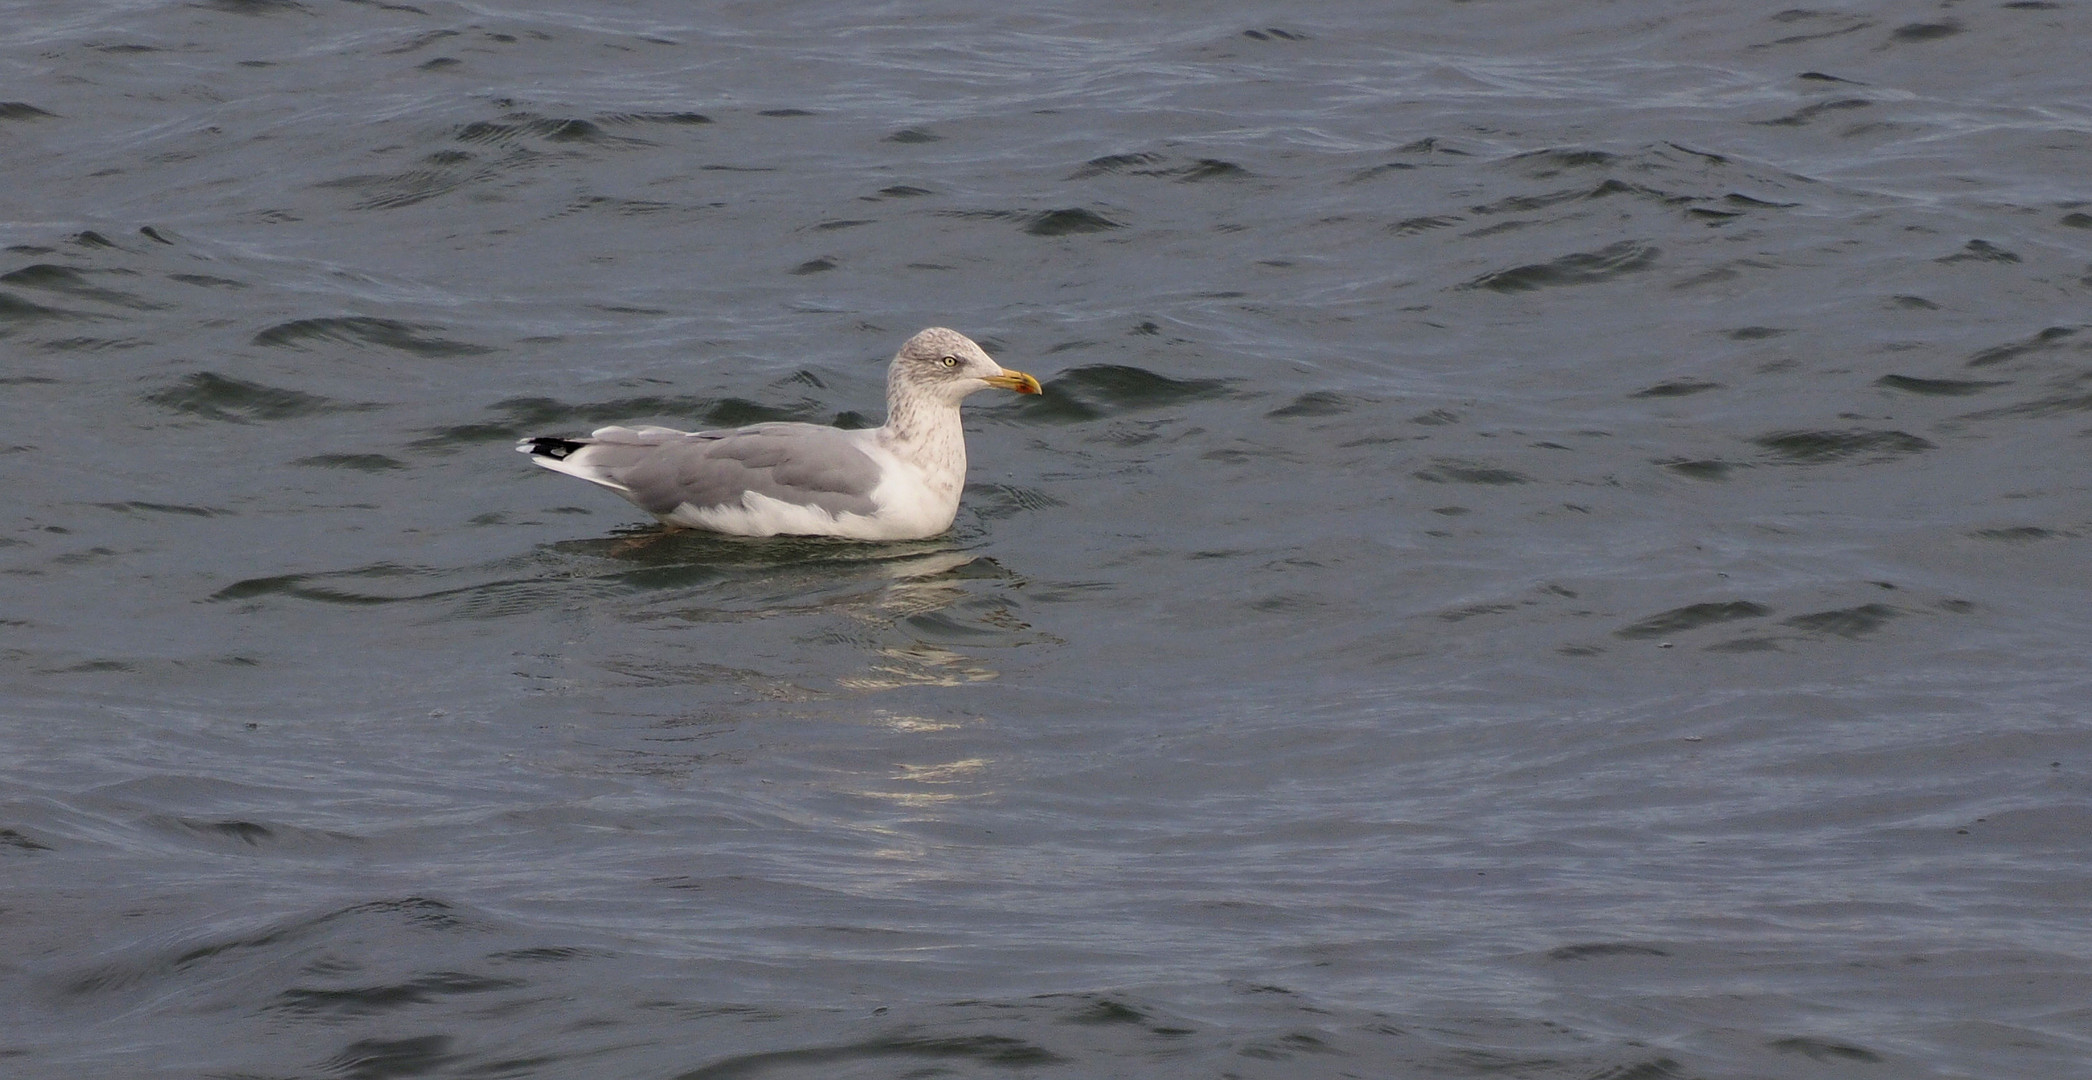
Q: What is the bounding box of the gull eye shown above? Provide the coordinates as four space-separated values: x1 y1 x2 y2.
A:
939 355 960 368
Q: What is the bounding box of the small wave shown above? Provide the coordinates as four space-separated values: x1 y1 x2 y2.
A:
1782 603 1900 639
251 315 493 356
1463 241 1659 292
1631 380 1724 398
1008 364 1229 422
1023 207 1125 236
1875 374 2005 396
1412 458 1530 485
1965 325 2078 367
144 371 382 423
0 290 94 326
1266 390 1360 418
1616 601 1773 639
1658 459 1743 481
0 263 167 309
1751 429 1934 463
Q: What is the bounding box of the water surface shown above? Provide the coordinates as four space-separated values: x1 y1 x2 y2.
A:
3 2 2090 1077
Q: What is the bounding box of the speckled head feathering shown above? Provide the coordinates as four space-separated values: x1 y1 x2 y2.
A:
517 328 1042 540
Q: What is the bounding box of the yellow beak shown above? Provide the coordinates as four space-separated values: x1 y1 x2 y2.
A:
983 369 1043 395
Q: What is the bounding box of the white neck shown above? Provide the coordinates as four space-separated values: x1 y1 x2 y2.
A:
879 387 968 484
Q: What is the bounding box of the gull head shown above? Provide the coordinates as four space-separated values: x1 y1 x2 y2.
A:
891 327 1043 404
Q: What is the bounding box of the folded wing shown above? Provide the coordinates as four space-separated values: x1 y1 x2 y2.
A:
520 423 885 518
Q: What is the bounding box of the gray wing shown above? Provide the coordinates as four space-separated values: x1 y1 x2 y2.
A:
576 423 885 518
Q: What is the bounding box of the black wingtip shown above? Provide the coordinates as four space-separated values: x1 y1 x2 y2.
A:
521 436 586 461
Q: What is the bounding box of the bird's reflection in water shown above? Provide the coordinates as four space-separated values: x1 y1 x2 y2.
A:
539 530 1031 847
546 526 1048 694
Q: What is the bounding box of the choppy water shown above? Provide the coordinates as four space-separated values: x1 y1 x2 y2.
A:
5 2 2091 1077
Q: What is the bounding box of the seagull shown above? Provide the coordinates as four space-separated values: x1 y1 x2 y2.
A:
517 327 1042 539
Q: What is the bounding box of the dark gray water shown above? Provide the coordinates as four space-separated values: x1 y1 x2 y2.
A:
5 2 2090 1076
